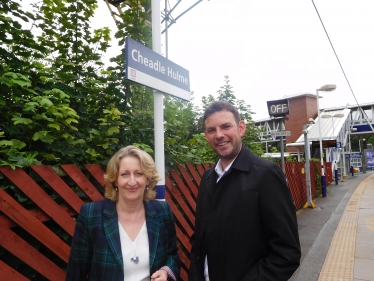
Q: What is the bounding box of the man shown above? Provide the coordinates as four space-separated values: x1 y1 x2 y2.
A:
188 101 301 281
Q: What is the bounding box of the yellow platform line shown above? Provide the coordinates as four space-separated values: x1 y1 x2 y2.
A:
318 174 374 281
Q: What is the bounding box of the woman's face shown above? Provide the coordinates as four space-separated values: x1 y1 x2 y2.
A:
115 156 150 204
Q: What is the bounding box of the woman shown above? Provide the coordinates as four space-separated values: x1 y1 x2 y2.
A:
66 146 181 281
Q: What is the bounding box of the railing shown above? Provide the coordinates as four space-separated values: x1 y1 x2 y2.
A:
0 161 331 280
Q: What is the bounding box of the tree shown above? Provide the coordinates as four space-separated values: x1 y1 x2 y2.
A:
188 76 263 164
366 135 374 149
1 1 263 170
0 0 150 168
1 0 80 167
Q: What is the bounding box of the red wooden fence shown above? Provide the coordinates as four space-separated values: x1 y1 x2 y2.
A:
0 161 331 280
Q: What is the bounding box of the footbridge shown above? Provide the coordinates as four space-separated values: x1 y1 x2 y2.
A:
287 102 374 176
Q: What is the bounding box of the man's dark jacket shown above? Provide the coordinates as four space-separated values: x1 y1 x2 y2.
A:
188 146 301 281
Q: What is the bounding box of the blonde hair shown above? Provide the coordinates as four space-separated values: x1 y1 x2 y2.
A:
104 146 160 201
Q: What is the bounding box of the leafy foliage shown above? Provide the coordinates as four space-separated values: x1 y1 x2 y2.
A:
0 0 149 168
350 135 374 152
1 0 262 170
195 75 263 160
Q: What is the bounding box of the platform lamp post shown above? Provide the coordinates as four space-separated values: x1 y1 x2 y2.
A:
303 122 316 208
316 84 336 197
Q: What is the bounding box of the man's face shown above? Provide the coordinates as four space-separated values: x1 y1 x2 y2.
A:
204 110 246 166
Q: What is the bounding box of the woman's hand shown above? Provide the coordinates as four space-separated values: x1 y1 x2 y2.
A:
151 269 168 281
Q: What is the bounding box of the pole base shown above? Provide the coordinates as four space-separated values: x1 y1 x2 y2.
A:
303 201 317 209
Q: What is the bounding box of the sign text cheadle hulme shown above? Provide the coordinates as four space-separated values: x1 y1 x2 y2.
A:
131 49 188 85
125 37 190 101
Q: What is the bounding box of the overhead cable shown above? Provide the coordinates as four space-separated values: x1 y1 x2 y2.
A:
311 0 374 132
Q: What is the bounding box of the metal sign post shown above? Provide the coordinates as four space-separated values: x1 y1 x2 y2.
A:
302 124 316 208
267 99 290 174
280 118 286 174
151 0 165 200
270 117 289 174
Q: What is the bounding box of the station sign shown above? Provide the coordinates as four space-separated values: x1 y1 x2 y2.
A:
267 99 289 117
125 37 190 101
312 140 337 148
273 131 291 136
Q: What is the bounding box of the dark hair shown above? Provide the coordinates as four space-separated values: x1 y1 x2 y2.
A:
203 101 241 125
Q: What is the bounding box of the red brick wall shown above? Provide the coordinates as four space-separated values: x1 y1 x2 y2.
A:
286 96 318 153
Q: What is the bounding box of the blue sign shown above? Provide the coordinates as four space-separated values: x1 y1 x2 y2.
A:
366 149 374 168
125 37 190 101
350 152 362 158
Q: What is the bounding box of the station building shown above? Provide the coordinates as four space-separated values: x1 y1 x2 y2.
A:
255 93 374 176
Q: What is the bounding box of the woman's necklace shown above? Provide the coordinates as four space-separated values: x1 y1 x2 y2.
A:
128 234 140 264
117 202 144 265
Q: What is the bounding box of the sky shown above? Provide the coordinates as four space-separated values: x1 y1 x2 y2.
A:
25 0 374 120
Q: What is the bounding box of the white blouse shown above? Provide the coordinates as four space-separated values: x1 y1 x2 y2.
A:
119 221 150 281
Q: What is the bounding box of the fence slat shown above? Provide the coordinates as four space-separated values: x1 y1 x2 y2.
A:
0 166 76 236
325 162 333 184
177 164 198 198
178 247 191 269
0 223 66 281
0 189 70 262
202 163 212 170
180 267 188 281
284 162 306 209
175 226 192 253
84 164 105 188
61 164 104 201
0 205 76 229
0 260 30 281
165 190 193 237
165 176 195 226
168 170 196 212
310 163 317 196
194 164 205 177
170 225 191 281
32 165 84 213
186 163 202 186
